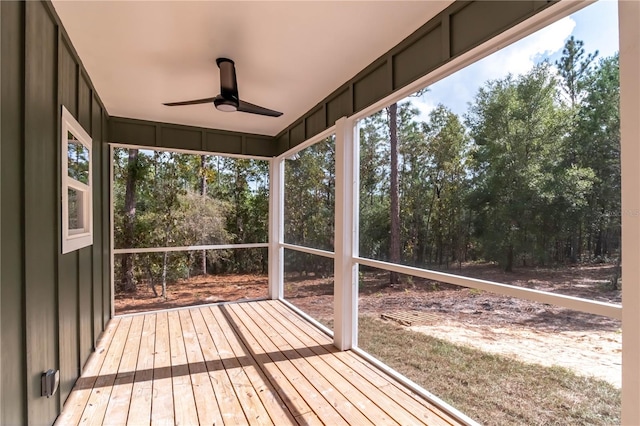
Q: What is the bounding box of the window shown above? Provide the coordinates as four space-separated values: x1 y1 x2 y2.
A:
61 106 92 253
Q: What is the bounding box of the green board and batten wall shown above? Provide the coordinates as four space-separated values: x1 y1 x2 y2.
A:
2 1 554 424
1 1 110 423
108 116 278 157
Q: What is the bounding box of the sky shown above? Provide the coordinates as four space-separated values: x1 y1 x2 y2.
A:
409 0 619 121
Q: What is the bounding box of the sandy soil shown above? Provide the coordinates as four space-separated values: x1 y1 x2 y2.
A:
410 321 621 387
115 263 622 387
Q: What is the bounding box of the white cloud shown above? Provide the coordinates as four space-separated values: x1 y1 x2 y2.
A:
411 97 437 122
481 16 576 78
413 16 576 120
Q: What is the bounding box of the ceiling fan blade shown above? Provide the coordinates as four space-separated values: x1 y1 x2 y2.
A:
163 97 216 106
237 100 283 117
217 58 238 99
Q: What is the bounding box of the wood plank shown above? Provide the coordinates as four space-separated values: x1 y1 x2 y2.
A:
352 359 456 426
205 308 296 426
267 301 455 425
205 306 273 425
55 318 120 426
199 306 311 421
237 303 389 425
167 310 199 425
151 312 174 426
252 302 420 425
216 304 319 420
294 412 324 426
177 309 224 426
223 303 352 426
58 302 464 426
127 314 157 426
380 311 441 326
191 307 249 425
79 316 133 425
103 315 145 425
267 302 391 387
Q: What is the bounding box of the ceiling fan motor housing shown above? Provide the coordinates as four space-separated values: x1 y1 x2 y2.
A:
214 95 238 112
215 58 239 111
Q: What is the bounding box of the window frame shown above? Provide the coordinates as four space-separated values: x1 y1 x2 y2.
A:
61 105 93 254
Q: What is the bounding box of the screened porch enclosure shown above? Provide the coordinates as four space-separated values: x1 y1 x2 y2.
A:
104 1 636 423
3 0 639 424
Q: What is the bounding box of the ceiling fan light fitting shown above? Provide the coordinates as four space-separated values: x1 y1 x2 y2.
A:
214 98 238 112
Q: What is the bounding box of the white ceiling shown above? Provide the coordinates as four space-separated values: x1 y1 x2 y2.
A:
52 1 453 136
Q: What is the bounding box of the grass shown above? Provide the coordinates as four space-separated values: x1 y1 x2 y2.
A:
357 316 621 426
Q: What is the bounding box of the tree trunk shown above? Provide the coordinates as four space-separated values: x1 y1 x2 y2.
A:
505 245 514 272
200 155 207 276
389 103 400 285
161 251 168 300
611 254 622 290
233 162 247 272
144 259 158 297
595 230 603 257
121 149 139 292
161 224 172 300
570 231 578 263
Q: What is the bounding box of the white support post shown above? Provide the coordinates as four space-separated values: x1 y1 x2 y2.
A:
269 157 284 300
334 117 359 350
109 144 115 318
620 1 640 424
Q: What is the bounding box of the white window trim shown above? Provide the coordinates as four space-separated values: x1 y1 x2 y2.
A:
61 106 93 254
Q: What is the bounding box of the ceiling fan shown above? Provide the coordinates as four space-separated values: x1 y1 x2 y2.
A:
163 58 282 117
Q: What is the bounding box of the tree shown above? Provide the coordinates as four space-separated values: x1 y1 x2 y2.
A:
467 64 572 271
120 149 139 292
388 102 400 284
199 155 207 275
284 137 335 275
149 151 186 298
575 54 620 262
178 191 230 273
358 111 390 262
556 37 598 262
420 105 469 267
555 36 598 107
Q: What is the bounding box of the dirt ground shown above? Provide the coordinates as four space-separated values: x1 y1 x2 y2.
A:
115 273 269 315
115 263 622 387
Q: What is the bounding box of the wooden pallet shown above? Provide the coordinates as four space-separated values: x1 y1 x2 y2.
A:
380 310 441 326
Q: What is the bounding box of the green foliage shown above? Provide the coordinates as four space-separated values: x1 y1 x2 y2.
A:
359 100 471 269
357 41 619 273
467 63 575 270
284 137 336 274
555 35 599 107
113 149 270 292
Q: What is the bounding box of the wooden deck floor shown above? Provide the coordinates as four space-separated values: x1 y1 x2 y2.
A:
56 300 462 425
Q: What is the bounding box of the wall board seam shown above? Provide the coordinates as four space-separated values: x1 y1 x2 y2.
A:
17 3 29 422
